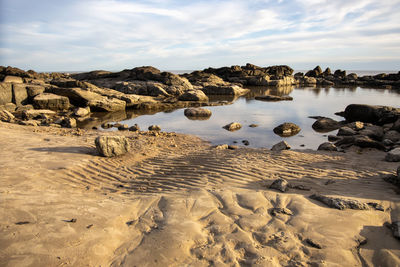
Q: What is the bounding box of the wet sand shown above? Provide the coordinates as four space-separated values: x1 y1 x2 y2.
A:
0 121 399 266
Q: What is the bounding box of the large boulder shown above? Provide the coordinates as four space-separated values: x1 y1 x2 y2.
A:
33 93 70 111
95 136 130 157
26 85 45 98
184 108 212 119
0 82 12 105
201 85 249 96
88 97 126 112
12 84 28 106
47 87 103 106
312 117 342 132
343 104 400 125
178 90 208 101
273 122 301 137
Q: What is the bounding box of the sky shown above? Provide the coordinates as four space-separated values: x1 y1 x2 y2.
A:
0 0 399 72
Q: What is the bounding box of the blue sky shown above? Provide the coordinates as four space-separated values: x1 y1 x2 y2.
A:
0 0 399 71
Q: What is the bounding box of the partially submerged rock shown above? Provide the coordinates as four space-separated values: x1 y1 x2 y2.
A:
184 107 212 118
273 122 301 137
312 117 342 132
271 141 291 151
148 125 161 131
223 122 242 131
95 136 130 157
255 95 293 102
343 104 400 125
178 90 208 102
317 142 338 151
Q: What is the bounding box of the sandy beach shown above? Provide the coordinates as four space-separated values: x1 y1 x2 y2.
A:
0 121 399 266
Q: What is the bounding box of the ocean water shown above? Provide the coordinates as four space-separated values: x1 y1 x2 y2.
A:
86 86 400 150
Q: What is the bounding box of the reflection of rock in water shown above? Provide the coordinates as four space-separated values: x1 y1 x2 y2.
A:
185 116 211 121
208 94 239 103
77 110 130 129
244 86 294 99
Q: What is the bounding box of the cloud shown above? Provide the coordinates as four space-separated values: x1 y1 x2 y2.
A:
0 0 399 71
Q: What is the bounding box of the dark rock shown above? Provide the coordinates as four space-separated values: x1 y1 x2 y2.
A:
273 122 301 137
328 135 341 142
269 178 289 192
148 125 161 131
228 145 238 150
201 85 249 96
317 142 338 151
184 107 212 118
392 221 400 240
334 69 346 78
255 95 293 101
61 117 77 128
337 126 356 136
242 140 250 146
33 93 70 111
270 207 293 216
312 117 342 132
358 125 384 140
223 122 242 131
271 141 291 151
343 104 400 125
129 124 140 132
386 148 400 162
305 238 322 249
309 194 370 210
384 130 400 143
354 135 386 150
95 136 130 157
249 124 258 128
118 124 129 131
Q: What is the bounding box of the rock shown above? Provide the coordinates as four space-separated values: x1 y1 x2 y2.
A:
74 107 90 117
392 119 400 132
184 108 212 118
0 102 16 112
101 122 113 129
88 98 126 112
398 166 400 179
19 120 40 126
298 76 317 85
228 145 238 150
61 117 77 128
118 124 129 131
255 95 293 101
215 144 229 150
317 142 338 151
26 85 45 98
392 221 400 240
15 104 33 112
11 84 28 106
249 124 258 128
48 87 103 107
312 117 342 132
343 104 400 125
305 238 322 249
354 135 386 150
273 122 301 137
337 126 356 136
95 136 130 157
178 90 208 101
3 75 23 83
129 124 140 131
201 85 249 96
383 139 394 146
270 207 293 216
384 130 400 143
309 194 370 210
347 121 364 130
0 109 15 122
271 141 291 151
22 109 56 120
33 93 70 111
148 125 161 131
269 178 289 192
386 148 400 162
358 125 384 140
242 140 250 146
223 122 242 131
328 135 341 142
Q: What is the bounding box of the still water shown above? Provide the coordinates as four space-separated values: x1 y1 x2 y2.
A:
88 86 400 150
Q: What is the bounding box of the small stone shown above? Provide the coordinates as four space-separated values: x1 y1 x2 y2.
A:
148 125 161 131
223 122 242 131
242 140 250 146
317 142 338 151
129 124 140 132
270 207 293 216
118 124 129 131
215 144 228 150
95 136 130 157
337 126 356 136
269 178 289 192
249 124 259 128
271 141 291 151
101 122 113 129
385 148 400 162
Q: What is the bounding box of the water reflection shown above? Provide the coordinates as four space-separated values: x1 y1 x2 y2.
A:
79 86 400 149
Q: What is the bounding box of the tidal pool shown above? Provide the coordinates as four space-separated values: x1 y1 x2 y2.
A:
84 86 400 150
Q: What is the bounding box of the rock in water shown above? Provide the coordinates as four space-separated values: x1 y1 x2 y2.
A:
255 95 293 101
148 125 161 131
271 141 291 151
309 194 370 210
95 136 130 157
312 117 341 132
269 178 289 192
273 122 301 137
184 108 212 118
343 104 400 124
223 122 242 131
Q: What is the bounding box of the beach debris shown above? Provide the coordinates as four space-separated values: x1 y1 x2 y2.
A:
270 207 293 216
95 136 130 157
309 194 383 211
273 122 301 137
269 178 289 192
271 141 291 151
148 125 161 131
223 122 242 131
386 148 400 162
15 221 30 225
63 218 77 223
184 107 212 118
317 142 338 151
